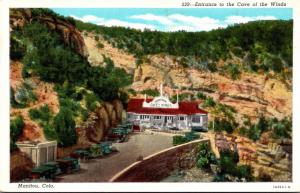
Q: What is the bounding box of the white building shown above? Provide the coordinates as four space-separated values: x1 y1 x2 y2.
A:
16 140 57 166
127 85 208 131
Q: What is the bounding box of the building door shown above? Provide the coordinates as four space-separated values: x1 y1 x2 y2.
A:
48 146 55 162
39 147 47 165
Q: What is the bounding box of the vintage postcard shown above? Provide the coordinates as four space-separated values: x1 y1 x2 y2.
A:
0 0 300 192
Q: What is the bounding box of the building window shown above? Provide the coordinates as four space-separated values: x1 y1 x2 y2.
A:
180 117 185 121
192 116 201 123
154 116 161 120
140 115 149 119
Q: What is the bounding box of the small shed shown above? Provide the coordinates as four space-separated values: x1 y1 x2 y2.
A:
16 141 57 167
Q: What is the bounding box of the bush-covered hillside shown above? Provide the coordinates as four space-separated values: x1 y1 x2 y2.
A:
75 19 292 79
10 12 132 147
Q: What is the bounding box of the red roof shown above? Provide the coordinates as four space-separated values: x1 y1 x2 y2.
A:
127 99 208 115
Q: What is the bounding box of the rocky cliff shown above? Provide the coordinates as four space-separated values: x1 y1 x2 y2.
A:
10 9 88 57
205 132 292 181
84 32 292 121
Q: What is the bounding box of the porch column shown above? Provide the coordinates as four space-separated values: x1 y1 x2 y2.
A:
200 116 203 126
36 147 40 166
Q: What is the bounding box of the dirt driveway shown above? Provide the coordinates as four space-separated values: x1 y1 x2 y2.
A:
59 132 173 182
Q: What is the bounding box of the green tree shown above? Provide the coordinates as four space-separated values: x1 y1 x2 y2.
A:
141 89 159 97
10 36 26 60
257 114 268 133
197 92 207 100
202 97 216 108
248 124 261 141
85 92 99 112
219 150 236 175
197 157 209 169
97 42 104 49
10 115 24 152
10 87 19 108
54 107 77 147
226 63 241 80
235 165 252 181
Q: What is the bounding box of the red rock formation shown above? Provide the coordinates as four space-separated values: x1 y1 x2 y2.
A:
10 151 34 182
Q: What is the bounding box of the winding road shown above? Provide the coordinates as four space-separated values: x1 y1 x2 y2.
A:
59 132 173 182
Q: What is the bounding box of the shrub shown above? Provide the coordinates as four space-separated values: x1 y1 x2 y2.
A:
208 121 214 130
213 174 228 182
10 115 24 152
211 118 222 132
242 115 251 126
196 92 207 100
211 118 236 134
29 105 56 140
207 62 218 72
202 97 216 108
171 93 192 102
211 149 254 181
80 108 89 122
247 124 261 141
59 98 82 117
97 42 104 49
270 117 292 139
29 105 51 122
197 157 209 169
273 122 290 139
232 47 244 58
223 119 235 134
235 165 252 181
238 126 248 136
10 87 21 108
85 93 99 112
14 83 37 107
184 131 200 141
269 55 284 73
233 149 239 163
172 132 199 146
43 123 57 140
172 135 188 146
227 63 241 80
257 114 269 133
54 107 77 147
119 91 129 104
219 150 237 175
10 36 26 60
257 171 272 182
141 89 159 97
197 143 217 169
128 88 137 96
179 57 189 68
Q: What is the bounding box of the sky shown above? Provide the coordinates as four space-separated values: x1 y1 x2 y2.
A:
52 8 292 32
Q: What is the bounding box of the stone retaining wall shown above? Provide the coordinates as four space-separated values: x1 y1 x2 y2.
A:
110 138 210 182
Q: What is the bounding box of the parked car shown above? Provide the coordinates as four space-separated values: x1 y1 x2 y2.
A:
30 164 57 180
191 126 208 132
43 161 62 176
57 157 80 173
169 127 179 131
70 149 91 160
